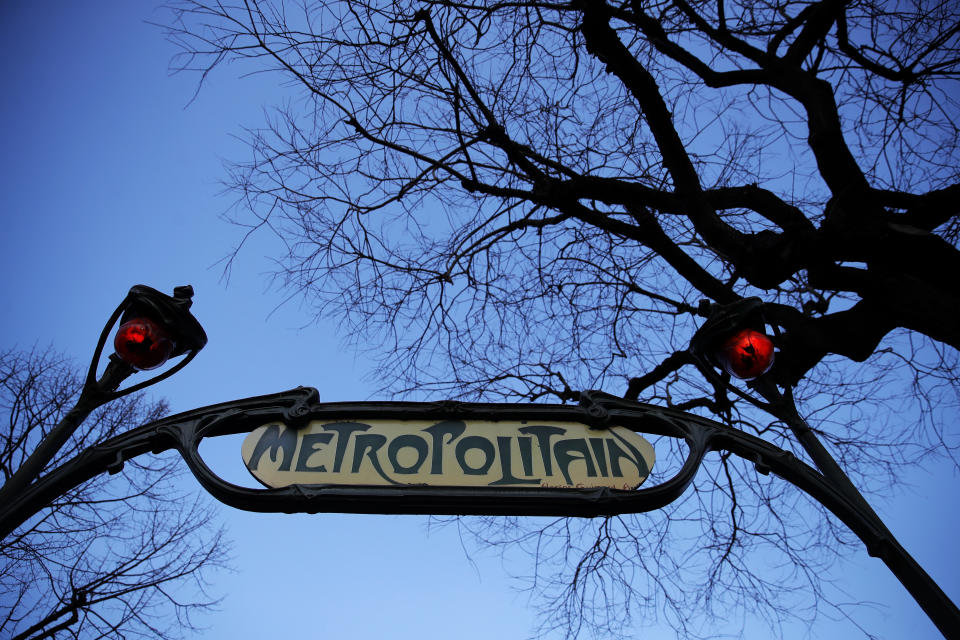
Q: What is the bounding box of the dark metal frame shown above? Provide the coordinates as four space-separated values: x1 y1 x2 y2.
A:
1 386 956 637
0 386 894 520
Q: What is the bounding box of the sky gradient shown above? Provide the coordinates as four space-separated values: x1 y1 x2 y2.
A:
1 2 957 639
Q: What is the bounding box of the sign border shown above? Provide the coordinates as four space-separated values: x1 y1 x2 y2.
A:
2 387 853 521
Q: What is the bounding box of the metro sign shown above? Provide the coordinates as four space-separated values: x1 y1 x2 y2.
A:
242 419 655 490
13 387 815 520
1 386 883 524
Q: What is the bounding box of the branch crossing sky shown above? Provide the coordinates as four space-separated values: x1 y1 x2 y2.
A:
0 3 956 638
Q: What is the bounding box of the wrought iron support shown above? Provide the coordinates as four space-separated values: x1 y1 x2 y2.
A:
750 378 959 639
0 387 956 637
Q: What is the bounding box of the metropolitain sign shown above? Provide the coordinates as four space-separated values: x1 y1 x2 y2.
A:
6 388 848 521
242 419 655 490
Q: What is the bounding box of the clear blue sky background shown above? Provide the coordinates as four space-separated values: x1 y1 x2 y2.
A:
1 3 957 639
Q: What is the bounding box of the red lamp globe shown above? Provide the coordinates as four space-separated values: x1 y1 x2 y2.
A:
715 328 775 380
113 317 176 371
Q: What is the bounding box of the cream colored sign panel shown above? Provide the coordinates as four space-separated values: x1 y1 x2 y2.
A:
242 419 655 489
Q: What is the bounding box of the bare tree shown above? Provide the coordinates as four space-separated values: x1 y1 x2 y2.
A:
0 348 228 640
164 0 959 637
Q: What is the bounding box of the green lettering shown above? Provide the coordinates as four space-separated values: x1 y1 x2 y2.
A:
553 438 597 485
607 431 649 479
423 421 466 474
295 432 334 472
351 433 399 484
489 436 540 486
323 422 370 472
246 424 297 472
589 437 609 477
387 434 429 474
455 436 495 475
518 426 564 476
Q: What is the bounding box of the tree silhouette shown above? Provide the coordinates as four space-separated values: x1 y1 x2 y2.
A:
165 0 959 636
0 348 227 639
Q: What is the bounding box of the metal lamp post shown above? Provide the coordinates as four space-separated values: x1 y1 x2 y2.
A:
688 297 960 639
0 284 206 510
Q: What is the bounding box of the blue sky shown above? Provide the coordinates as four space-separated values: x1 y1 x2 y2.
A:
1 2 957 639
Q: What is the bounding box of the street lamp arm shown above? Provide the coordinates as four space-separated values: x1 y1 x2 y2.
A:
0 286 205 511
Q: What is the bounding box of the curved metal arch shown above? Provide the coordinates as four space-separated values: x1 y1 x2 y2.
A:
2 387 956 637
0 387 874 532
